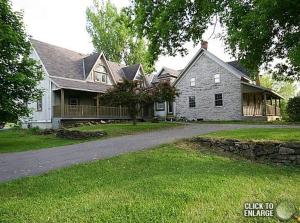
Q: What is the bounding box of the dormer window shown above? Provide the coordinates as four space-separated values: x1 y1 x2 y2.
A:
94 64 108 83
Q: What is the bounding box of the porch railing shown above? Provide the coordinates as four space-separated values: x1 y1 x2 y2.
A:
266 104 280 116
243 104 280 116
243 105 263 116
53 105 143 119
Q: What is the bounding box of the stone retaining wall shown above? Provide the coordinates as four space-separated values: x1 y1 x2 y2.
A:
191 137 300 166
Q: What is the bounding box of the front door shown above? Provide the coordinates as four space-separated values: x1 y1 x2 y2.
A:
167 102 174 115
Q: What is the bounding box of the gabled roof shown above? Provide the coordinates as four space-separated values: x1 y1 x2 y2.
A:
152 66 182 84
83 53 100 77
31 39 149 91
31 39 86 80
122 64 141 80
106 61 126 82
227 61 250 77
174 48 252 86
160 67 181 78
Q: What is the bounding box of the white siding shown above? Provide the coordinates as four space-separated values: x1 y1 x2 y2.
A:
23 49 52 125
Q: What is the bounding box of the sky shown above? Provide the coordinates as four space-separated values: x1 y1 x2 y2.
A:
11 0 234 72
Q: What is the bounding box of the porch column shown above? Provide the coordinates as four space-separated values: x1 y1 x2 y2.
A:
275 99 277 116
263 92 267 116
96 93 100 117
60 89 64 117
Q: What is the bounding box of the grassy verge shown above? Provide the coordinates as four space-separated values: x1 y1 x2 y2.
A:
71 121 182 137
0 122 181 153
0 143 298 222
201 128 300 142
196 120 300 125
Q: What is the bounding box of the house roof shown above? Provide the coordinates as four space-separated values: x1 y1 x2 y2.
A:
83 53 100 77
31 39 148 91
227 61 250 77
31 39 86 80
50 76 110 93
242 82 283 99
152 67 182 84
122 64 140 80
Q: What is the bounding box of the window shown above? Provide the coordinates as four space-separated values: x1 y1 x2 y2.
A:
214 74 220 83
190 77 196 86
189 96 196 108
94 64 108 83
155 102 165 111
69 98 79 107
215 93 223 106
101 73 107 83
36 98 42 111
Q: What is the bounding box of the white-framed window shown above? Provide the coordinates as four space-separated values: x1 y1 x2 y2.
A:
94 64 108 83
155 102 165 111
214 74 220 83
190 77 196 86
36 98 42 111
215 93 223 106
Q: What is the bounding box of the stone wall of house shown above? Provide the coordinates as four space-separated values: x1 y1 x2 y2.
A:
191 137 300 166
175 53 243 120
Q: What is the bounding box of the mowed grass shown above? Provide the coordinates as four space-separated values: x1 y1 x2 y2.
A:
0 129 87 153
72 121 182 136
0 122 181 153
202 128 300 142
0 143 299 222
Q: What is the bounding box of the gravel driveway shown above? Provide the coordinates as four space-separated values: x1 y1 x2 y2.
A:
0 123 297 182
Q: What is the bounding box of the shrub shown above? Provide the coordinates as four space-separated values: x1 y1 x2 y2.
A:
29 126 41 135
286 96 300 121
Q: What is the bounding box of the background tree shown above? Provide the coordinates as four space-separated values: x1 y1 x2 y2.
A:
100 79 179 125
260 73 296 120
0 0 42 124
86 0 154 73
260 74 296 100
286 97 300 122
132 0 300 81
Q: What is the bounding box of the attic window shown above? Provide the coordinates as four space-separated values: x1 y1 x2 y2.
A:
94 64 108 83
190 78 196 86
214 74 220 83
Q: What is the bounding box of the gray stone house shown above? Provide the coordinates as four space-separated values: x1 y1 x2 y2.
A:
153 41 282 121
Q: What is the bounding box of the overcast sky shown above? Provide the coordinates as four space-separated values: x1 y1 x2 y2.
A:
12 0 233 71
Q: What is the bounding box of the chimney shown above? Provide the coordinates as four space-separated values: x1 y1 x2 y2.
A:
201 40 208 50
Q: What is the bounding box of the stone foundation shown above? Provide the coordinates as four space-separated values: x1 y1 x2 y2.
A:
191 137 300 166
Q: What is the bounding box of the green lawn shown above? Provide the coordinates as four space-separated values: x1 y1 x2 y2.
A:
72 121 182 137
202 128 300 142
0 143 298 222
0 122 181 153
0 129 87 153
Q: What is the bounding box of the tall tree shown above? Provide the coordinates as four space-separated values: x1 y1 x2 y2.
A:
0 0 42 124
86 0 153 73
132 0 300 81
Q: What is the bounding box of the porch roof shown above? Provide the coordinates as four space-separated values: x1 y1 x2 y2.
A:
242 82 283 99
50 76 111 93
